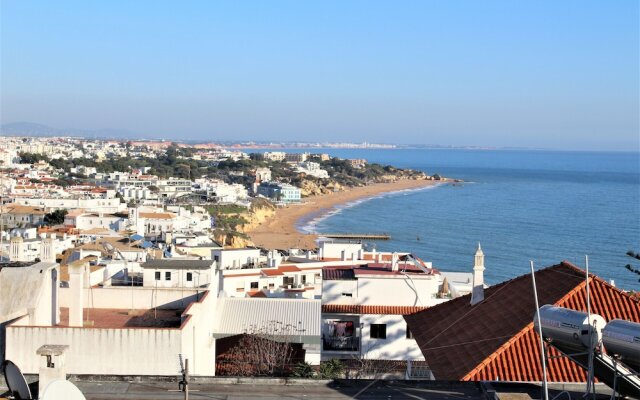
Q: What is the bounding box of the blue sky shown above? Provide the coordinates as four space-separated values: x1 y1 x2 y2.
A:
1 0 638 150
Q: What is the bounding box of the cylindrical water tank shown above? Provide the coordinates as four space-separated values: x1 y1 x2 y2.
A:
533 305 606 350
602 319 640 369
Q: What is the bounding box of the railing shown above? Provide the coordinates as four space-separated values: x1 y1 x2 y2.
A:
323 335 359 352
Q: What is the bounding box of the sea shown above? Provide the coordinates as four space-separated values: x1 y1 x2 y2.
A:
284 148 639 290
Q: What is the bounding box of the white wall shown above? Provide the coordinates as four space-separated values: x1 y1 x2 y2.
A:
322 280 358 304
320 242 363 260
356 275 440 307
212 249 261 269
7 287 218 376
359 314 424 361
59 286 202 310
142 268 211 289
6 323 183 375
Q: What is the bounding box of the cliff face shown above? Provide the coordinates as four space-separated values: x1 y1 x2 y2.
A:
213 232 253 248
242 201 276 232
214 198 276 248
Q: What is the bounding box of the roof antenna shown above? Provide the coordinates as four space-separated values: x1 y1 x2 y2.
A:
530 260 549 400
584 255 596 399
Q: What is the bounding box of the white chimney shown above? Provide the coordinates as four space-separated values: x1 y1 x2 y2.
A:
391 252 399 272
41 236 56 262
470 243 485 306
68 261 85 327
357 249 364 260
9 236 23 262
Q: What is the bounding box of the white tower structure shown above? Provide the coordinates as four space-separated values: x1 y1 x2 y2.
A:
470 243 485 306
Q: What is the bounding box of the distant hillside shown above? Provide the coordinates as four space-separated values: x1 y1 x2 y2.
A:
0 121 134 139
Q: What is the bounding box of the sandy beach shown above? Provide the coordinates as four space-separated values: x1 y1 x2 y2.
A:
246 179 444 249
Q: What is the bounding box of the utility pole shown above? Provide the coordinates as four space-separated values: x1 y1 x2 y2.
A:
181 358 189 400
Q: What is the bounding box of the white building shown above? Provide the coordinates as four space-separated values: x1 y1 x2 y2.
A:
263 151 286 162
12 197 125 213
211 248 261 269
5 259 218 376
141 259 214 288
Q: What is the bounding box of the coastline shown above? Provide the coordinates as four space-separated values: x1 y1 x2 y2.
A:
246 178 445 249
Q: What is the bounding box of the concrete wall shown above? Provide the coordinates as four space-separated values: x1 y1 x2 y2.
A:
356 275 440 307
212 249 261 269
322 280 358 304
59 286 201 310
6 323 184 375
320 242 362 260
7 286 218 376
359 314 424 361
142 268 211 289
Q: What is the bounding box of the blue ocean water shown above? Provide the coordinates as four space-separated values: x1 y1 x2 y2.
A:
292 149 640 290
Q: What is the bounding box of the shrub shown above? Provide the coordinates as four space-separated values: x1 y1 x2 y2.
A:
319 359 344 379
292 362 314 378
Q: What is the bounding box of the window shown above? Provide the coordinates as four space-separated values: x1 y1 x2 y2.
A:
186 272 193 282
370 324 387 339
283 276 295 287
250 282 259 289
268 283 275 289
155 271 161 280
301 275 307 284
165 271 171 281
406 325 414 339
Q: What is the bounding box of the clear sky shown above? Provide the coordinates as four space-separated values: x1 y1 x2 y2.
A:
1 1 638 150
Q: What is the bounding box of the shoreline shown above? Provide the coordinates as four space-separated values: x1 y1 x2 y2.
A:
246 178 446 250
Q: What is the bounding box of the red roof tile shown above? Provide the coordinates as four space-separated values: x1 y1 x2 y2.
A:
323 304 427 315
261 269 284 276
405 261 640 382
278 265 301 273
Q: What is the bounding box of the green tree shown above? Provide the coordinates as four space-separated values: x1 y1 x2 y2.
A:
44 209 68 225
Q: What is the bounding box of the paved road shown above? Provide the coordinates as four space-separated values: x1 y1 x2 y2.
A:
74 380 485 400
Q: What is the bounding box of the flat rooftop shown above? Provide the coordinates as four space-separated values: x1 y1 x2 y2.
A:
57 307 183 329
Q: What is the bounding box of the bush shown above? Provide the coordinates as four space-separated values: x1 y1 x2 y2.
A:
291 362 314 378
319 359 344 379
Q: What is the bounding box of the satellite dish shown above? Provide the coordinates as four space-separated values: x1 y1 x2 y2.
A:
2 360 32 400
40 379 86 400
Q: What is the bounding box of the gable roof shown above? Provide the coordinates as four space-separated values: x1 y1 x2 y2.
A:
405 261 640 382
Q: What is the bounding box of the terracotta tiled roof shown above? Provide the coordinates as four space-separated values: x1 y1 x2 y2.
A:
278 265 301 273
139 212 175 220
405 261 640 382
247 290 267 298
323 304 427 315
323 267 355 280
261 269 283 277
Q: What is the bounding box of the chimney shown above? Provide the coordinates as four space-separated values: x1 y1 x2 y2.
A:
68 261 85 327
391 252 399 272
41 235 56 262
470 243 485 306
37 344 69 396
340 250 346 261
9 236 23 262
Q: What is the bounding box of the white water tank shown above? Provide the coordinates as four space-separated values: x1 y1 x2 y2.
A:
533 305 606 350
602 319 640 368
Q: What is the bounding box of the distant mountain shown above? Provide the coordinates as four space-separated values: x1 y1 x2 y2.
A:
0 121 134 139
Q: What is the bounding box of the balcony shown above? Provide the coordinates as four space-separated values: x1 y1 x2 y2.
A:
322 335 359 352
